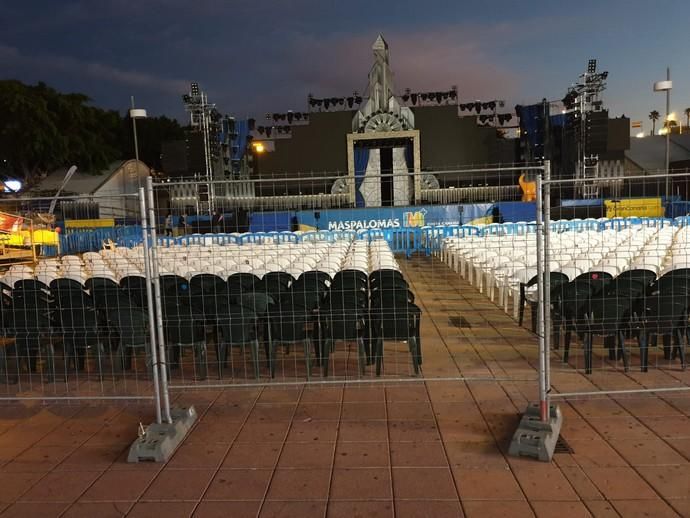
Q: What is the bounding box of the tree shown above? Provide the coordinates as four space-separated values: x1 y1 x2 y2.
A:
649 110 660 135
0 80 123 186
685 107 690 128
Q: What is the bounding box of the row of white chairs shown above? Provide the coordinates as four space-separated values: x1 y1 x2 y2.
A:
1 239 400 289
441 222 690 319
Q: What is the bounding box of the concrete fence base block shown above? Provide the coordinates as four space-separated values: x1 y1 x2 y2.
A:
508 402 562 462
127 406 198 463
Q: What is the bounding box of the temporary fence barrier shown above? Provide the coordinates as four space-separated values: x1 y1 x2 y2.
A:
145 166 547 408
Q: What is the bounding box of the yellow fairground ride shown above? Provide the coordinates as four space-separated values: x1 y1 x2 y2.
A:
0 211 60 265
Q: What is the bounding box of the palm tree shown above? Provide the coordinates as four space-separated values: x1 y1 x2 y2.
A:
685 107 690 129
649 110 660 135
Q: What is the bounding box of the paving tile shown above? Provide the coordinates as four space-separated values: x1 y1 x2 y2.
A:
342 386 385 402
300 386 343 403
395 500 464 518
294 403 342 421
444 440 509 469
454 467 524 500
127 501 196 518
141 468 215 501
54 444 124 471
587 417 655 440
62 501 133 518
436 418 491 442
222 442 282 468
249 403 298 421
392 467 457 500
205 469 272 500
388 420 440 442
341 402 387 420
668 499 690 517
0 502 70 518
330 468 392 500
334 441 389 468
389 441 447 467
278 441 335 468
636 464 690 499
562 439 628 468
258 388 302 404
235 421 291 443
80 470 158 501
639 416 690 439
530 500 592 518
511 463 580 501
19 470 101 503
462 500 534 518
260 500 327 518
582 500 619 517
610 498 679 518
612 437 687 466
338 420 388 442
582 466 658 500
0 471 44 503
287 420 339 442
387 401 435 420
265 468 331 500
167 441 229 469
185 420 242 443
327 500 394 518
558 465 605 501
3 445 77 472
193 500 262 518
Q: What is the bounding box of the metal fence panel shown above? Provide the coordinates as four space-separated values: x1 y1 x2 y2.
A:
146 166 546 393
537 169 690 405
0 192 161 420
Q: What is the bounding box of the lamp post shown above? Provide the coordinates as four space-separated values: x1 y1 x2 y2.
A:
653 67 672 199
129 96 148 188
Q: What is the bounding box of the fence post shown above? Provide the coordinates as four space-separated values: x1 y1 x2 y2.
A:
507 165 562 462
145 177 172 425
127 178 198 463
543 160 552 393
535 172 547 422
139 188 162 425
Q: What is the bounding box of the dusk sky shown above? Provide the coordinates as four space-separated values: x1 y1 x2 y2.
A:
2 0 689 134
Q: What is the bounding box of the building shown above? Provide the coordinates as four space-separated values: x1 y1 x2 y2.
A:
29 159 151 221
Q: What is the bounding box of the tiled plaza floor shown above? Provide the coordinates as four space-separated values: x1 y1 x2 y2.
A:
1 255 689 517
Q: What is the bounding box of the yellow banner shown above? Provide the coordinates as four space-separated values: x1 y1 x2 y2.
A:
65 218 115 228
605 198 664 218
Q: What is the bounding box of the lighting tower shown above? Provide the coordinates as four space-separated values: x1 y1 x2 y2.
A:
182 82 217 214
562 59 609 198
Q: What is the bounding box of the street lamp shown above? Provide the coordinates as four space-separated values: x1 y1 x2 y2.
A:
653 68 672 198
129 96 148 188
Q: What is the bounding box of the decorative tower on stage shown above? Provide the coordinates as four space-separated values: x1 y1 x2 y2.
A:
347 35 418 208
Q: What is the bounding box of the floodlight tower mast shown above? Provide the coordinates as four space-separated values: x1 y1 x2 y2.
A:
182 82 216 214
575 59 608 198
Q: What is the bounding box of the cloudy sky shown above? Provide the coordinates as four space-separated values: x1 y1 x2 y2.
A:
2 0 689 133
